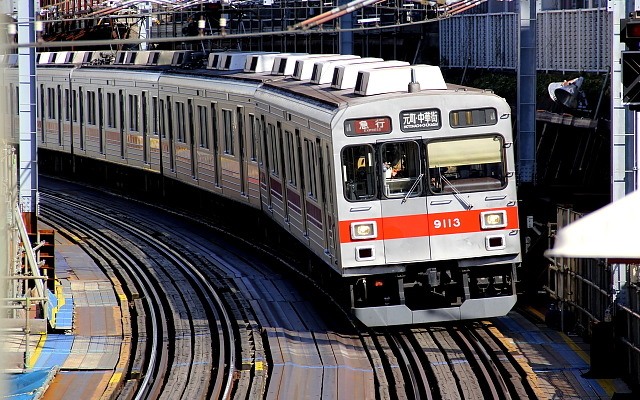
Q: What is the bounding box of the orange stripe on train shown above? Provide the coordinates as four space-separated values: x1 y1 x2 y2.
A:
338 207 519 243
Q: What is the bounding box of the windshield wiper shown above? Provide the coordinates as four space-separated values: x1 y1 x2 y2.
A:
402 173 424 204
440 174 473 210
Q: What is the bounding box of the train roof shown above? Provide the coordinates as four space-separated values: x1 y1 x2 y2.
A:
33 50 505 110
256 68 495 105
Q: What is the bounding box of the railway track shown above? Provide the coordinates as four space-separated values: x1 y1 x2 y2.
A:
40 178 376 399
372 323 542 400
41 191 236 399
40 178 541 399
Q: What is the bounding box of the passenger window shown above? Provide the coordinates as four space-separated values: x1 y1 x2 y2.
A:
176 101 186 142
285 130 296 187
197 105 209 148
304 138 318 199
342 145 376 201
222 109 234 155
427 135 505 194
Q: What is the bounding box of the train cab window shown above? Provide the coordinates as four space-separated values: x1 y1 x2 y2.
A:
342 145 376 201
380 141 423 199
427 135 505 194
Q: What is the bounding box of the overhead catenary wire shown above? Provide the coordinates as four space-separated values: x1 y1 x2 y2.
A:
2 0 488 50
289 0 485 30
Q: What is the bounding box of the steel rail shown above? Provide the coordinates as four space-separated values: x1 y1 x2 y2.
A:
41 190 236 399
393 332 433 400
40 203 167 399
455 327 509 400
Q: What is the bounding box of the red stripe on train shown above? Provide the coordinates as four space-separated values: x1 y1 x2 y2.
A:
338 207 519 243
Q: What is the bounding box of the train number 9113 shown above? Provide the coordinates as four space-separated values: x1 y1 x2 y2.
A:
433 218 461 229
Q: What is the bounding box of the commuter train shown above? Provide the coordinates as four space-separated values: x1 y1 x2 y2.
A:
5 50 521 326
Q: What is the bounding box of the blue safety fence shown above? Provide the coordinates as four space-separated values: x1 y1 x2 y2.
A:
45 284 73 331
2 367 58 400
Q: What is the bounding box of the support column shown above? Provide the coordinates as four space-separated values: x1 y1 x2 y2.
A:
339 0 354 55
517 0 537 184
18 1 38 233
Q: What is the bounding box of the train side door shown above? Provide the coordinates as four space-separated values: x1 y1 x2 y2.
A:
166 96 175 172
302 137 328 256
70 88 77 154
237 106 247 196
282 128 303 236
38 84 45 143
57 85 63 146
119 89 125 158
295 132 308 238
269 121 288 223
378 140 431 263
318 139 336 259
98 88 105 154
142 92 148 164
211 102 222 188
259 116 273 213
246 114 261 206
188 99 197 177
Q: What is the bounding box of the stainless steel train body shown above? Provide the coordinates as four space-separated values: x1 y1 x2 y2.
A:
12 52 521 326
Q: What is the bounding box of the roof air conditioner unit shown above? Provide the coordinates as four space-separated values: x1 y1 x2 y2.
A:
354 65 446 96
271 54 336 76
331 60 409 90
292 55 359 80
310 57 382 85
244 53 285 73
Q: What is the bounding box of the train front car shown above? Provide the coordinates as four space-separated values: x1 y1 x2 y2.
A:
335 71 521 326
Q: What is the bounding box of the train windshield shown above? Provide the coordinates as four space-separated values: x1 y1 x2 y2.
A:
342 145 377 201
380 141 422 199
341 136 506 202
427 135 505 194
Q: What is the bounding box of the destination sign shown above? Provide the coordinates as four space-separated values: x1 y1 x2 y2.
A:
400 108 441 132
344 117 392 135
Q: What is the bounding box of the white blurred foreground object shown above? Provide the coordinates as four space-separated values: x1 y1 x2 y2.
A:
546 190 640 260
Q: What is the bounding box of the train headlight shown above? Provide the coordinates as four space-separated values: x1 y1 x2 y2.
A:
480 210 507 230
351 221 377 240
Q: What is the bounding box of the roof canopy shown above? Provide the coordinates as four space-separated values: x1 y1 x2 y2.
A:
545 190 640 261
